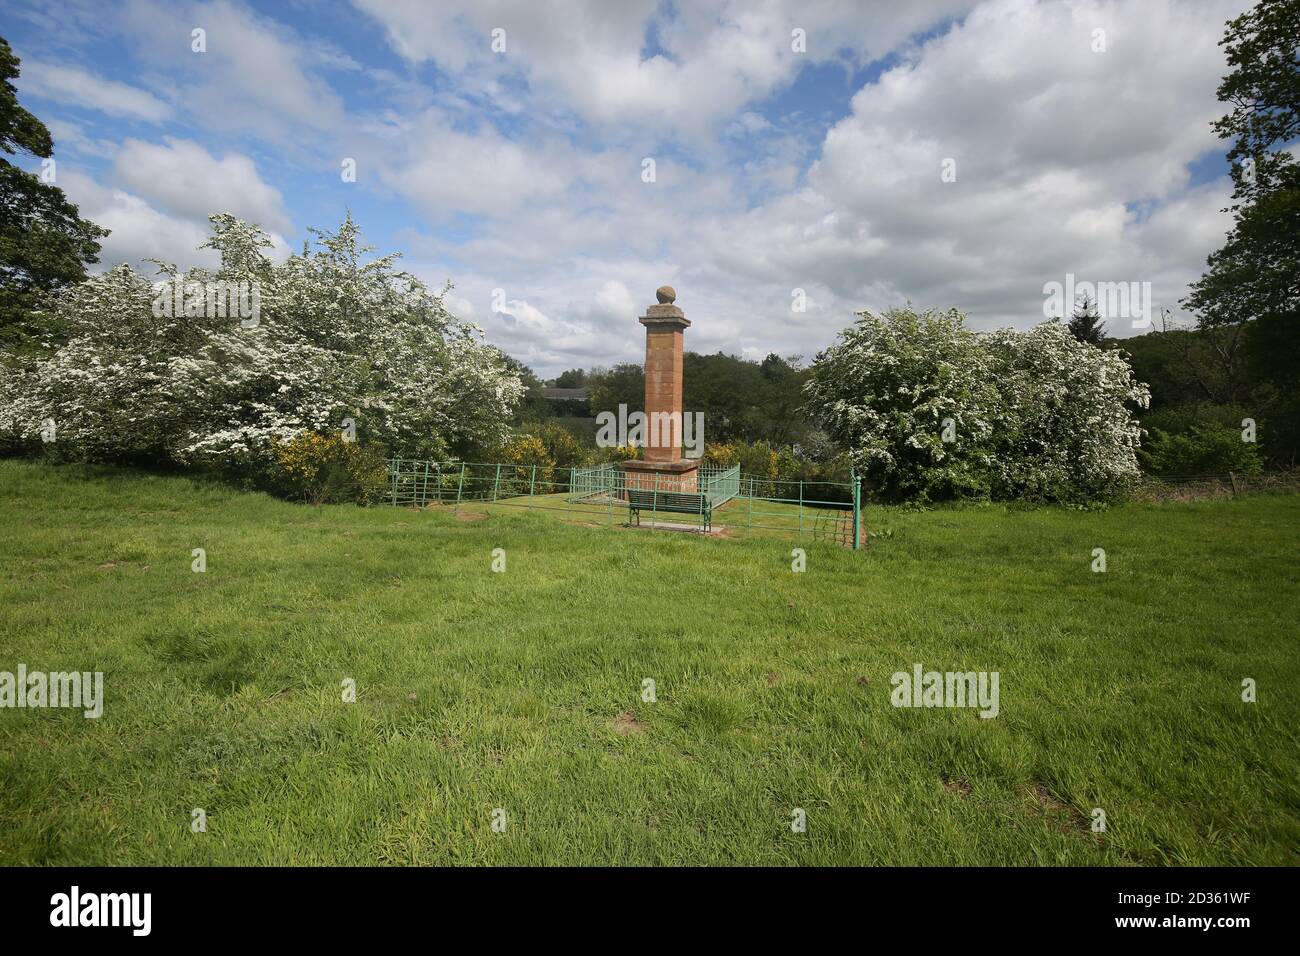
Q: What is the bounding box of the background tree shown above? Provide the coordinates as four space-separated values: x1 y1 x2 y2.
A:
1115 318 1265 476
0 38 108 348
756 352 809 444
552 368 587 388
496 350 550 424
586 362 644 418
582 351 812 448
1068 292 1106 345
1182 0 1299 465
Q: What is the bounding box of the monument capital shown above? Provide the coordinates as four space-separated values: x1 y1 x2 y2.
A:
640 286 689 328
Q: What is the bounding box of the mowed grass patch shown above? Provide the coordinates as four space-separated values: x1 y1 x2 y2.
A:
0 459 1296 865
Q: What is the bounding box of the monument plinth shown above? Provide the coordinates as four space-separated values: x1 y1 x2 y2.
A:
622 286 699 493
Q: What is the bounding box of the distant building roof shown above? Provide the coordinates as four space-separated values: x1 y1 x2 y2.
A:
543 387 589 401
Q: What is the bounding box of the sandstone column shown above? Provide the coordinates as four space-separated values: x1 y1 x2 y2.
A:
621 285 699 493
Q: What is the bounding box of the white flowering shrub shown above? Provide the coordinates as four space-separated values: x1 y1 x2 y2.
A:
805 308 1149 502
0 265 197 465
0 214 523 482
982 322 1149 501
803 308 1001 500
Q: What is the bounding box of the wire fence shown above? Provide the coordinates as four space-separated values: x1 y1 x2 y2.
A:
385 457 864 549
1135 469 1300 502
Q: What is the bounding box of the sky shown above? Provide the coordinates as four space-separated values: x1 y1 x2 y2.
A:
2 0 1250 377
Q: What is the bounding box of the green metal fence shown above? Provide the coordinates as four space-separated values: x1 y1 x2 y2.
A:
735 474 860 546
387 457 458 507
569 463 622 502
699 464 741 507
383 458 863 549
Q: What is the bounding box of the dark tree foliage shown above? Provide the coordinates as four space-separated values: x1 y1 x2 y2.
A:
1114 322 1294 470
580 351 810 446
585 362 643 419
1210 0 1300 204
1180 0 1300 466
0 37 109 347
681 351 808 444
552 368 587 388
495 350 550 424
1184 2 1298 344
1067 292 1106 345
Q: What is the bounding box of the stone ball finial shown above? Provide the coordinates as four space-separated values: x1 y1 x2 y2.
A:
655 285 676 304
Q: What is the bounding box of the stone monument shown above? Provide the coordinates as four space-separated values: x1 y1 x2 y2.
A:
621 285 699 493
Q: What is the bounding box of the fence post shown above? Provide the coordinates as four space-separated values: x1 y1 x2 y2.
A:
852 471 862 550
1229 471 1239 497
798 480 804 535
454 463 466 513
528 464 537 509
422 460 429 507
492 463 501 503
391 457 400 506
746 477 753 531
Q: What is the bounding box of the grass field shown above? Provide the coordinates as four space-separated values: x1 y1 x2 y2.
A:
0 458 1296 865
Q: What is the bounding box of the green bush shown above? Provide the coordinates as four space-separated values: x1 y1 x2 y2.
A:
1141 403 1253 436
1139 422 1264 477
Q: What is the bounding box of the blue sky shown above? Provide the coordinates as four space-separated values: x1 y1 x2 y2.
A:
2 0 1247 375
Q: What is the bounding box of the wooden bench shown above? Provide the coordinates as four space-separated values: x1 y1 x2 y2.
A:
626 489 711 532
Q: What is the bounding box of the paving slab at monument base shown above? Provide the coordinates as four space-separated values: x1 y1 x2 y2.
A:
631 519 711 534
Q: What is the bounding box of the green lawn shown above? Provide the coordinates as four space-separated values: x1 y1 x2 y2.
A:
0 458 1296 865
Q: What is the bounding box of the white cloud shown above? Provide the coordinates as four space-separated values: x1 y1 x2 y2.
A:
398 0 1248 373
790 0 1248 332
16 59 172 121
353 0 978 136
120 0 347 141
111 137 293 234
45 119 117 159
58 170 220 273
364 110 578 221
59 166 293 276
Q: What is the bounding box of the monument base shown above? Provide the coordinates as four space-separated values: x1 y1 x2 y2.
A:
620 459 700 493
